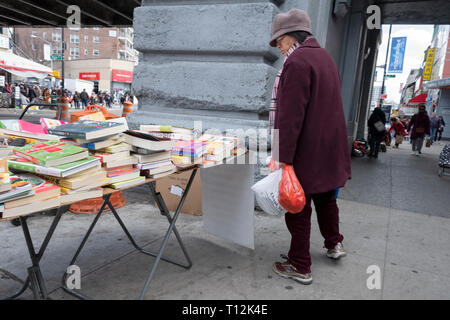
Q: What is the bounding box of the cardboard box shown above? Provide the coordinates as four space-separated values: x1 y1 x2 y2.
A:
155 170 202 216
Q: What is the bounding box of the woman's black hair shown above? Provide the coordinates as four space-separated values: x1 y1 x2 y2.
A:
285 31 312 44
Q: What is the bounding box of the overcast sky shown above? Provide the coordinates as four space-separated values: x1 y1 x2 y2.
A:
375 24 435 104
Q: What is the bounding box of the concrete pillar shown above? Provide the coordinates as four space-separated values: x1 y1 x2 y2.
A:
130 1 281 132
130 0 338 133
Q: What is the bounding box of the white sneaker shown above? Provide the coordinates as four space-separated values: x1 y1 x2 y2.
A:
411 152 416 155
416 151 420 156
327 243 347 260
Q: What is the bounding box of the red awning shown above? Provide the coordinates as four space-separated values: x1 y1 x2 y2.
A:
407 93 428 105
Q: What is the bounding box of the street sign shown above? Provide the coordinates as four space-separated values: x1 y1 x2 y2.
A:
51 55 63 60
380 94 387 100
385 74 396 78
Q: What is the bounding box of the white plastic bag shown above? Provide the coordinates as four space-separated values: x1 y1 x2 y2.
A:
251 169 286 216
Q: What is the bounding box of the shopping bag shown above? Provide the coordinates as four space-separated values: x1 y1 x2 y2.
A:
374 121 385 132
395 135 404 145
278 165 306 214
426 138 431 148
251 169 286 216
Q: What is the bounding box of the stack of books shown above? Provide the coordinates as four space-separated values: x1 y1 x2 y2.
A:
46 119 144 190
104 166 143 190
7 139 103 206
124 130 176 179
170 140 207 167
1 174 60 219
198 134 245 167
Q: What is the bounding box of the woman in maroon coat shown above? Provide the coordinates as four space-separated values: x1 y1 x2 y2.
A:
407 105 430 156
269 9 351 285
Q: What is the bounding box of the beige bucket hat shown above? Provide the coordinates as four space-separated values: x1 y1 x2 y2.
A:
269 8 312 47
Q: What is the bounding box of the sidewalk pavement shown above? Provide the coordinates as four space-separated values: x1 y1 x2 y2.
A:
0 141 449 300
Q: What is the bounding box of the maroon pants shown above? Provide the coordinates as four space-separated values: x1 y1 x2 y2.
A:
284 190 344 274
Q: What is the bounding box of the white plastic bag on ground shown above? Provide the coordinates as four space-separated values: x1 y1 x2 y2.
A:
251 169 286 216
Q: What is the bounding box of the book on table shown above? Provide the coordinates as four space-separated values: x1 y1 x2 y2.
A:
135 159 173 170
40 118 69 134
1 196 60 219
132 150 171 164
93 150 130 163
13 141 89 167
108 176 146 190
101 156 137 169
60 178 110 194
60 188 103 205
100 141 134 153
139 125 193 135
0 175 34 203
106 166 139 177
145 168 177 179
4 174 60 209
141 164 176 176
0 128 60 142
18 120 47 135
47 120 127 140
0 158 11 193
107 171 141 184
123 130 176 151
80 134 125 150
40 169 107 190
8 156 101 178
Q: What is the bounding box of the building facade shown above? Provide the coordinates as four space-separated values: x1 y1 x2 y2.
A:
64 58 135 93
14 26 138 73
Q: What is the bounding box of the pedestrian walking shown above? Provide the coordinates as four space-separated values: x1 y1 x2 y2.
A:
80 89 89 108
367 106 387 158
430 112 439 145
436 116 445 142
407 105 430 156
269 9 351 285
105 92 112 109
73 91 80 109
389 117 406 148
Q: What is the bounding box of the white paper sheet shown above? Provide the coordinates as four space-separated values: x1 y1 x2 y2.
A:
201 164 255 249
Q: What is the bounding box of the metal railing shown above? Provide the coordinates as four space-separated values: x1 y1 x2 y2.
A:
19 103 60 120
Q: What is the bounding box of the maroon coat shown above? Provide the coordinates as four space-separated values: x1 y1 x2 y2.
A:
274 37 351 195
407 111 431 139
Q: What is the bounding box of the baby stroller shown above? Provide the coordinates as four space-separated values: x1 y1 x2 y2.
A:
438 143 450 177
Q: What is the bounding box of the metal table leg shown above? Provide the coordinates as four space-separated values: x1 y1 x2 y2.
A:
139 168 197 300
2 208 64 300
62 169 197 300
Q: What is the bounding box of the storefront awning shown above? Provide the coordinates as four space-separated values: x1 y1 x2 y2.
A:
0 51 52 79
423 77 450 90
407 93 428 105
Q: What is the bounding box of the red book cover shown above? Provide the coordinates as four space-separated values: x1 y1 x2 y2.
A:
107 167 140 178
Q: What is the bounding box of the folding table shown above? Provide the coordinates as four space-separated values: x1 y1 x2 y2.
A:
1 154 254 300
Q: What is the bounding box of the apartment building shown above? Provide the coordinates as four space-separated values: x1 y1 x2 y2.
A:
13 26 138 92
15 26 138 64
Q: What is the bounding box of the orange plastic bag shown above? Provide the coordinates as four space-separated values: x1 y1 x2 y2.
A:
278 165 306 213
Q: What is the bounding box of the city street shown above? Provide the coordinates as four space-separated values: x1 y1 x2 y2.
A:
0 141 448 300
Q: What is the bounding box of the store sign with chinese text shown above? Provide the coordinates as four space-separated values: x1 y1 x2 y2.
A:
422 48 435 81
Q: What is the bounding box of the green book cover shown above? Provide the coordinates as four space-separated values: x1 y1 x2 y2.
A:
8 156 100 178
13 141 87 166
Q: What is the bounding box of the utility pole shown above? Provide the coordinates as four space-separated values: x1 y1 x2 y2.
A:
379 24 392 108
61 27 65 92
